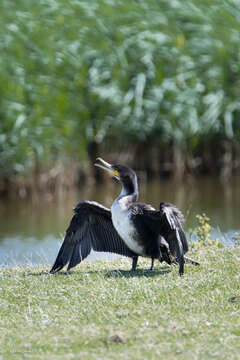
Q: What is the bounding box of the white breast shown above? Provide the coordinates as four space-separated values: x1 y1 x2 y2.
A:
111 198 144 255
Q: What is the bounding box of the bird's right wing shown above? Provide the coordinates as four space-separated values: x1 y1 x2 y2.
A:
50 201 136 273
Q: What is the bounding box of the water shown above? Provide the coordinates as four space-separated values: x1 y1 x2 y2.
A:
0 177 239 267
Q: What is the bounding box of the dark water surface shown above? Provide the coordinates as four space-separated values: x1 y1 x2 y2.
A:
0 177 239 267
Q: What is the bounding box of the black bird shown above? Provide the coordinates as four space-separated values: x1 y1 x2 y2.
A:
50 158 199 276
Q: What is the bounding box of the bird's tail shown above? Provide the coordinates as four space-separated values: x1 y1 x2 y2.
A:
184 256 200 266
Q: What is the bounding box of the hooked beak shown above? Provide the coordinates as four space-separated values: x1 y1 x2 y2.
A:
94 158 120 180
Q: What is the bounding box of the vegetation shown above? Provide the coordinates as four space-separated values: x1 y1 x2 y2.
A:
189 214 222 249
1 246 240 359
1 0 240 195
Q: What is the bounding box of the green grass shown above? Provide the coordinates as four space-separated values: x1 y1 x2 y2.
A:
1 247 240 360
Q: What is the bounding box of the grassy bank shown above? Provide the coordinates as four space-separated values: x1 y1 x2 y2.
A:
1 247 240 360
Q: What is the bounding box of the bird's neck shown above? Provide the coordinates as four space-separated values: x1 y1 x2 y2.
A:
118 175 139 204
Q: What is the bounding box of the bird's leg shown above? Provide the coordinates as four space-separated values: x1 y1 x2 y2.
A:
150 258 154 271
131 256 138 271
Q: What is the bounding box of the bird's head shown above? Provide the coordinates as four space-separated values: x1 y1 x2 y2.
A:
94 158 138 196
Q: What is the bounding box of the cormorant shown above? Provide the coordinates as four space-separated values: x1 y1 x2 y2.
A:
50 158 199 276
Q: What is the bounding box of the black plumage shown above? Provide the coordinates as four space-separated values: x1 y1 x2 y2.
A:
129 202 188 274
50 201 135 273
50 158 199 275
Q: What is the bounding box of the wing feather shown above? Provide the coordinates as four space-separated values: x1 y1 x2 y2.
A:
50 201 135 273
159 202 188 254
137 202 188 275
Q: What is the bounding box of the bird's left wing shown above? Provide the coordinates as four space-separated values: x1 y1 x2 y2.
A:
139 202 188 275
50 201 136 273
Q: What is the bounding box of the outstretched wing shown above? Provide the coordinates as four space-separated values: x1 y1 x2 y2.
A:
50 201 136 273
159 202 188 252
140 202 188 275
